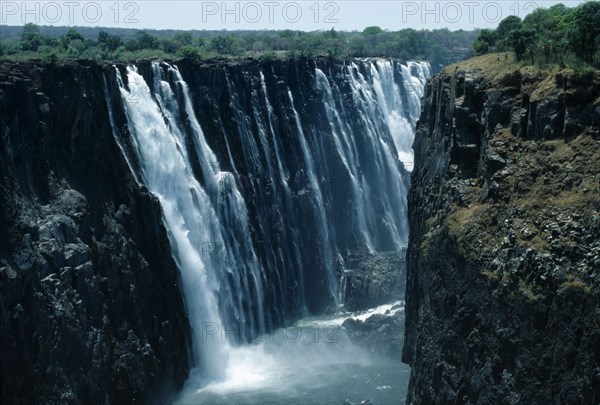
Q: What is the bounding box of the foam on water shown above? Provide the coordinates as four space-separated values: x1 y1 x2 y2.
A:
175 307 407 404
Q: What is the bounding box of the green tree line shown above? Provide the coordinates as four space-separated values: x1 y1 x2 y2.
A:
474 1 600 66
0 23 477 67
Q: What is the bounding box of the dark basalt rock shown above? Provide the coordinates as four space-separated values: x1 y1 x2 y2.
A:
0 61 191 404
342 251 406 312
403 64 600 404
343 309 404 357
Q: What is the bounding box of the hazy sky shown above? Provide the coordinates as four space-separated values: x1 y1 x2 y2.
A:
0 1 588 31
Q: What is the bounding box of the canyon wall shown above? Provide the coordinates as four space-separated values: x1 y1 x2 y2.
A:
0 57 427 403
0 61 192 404
403 58 600 404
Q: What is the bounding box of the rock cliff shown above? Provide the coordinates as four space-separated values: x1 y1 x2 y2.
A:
0 56 424 403
0 61 191 404
403 55 600 404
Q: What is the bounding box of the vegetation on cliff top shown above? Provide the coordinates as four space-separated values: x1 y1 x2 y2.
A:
0 24 477 67
473 1 600 68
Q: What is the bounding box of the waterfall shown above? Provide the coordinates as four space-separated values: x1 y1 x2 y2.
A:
106 59 430 386
288 89 339 307
112 65 227 383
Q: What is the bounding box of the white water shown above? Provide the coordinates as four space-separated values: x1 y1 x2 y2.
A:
115 65 227 382
175 303 410 405
114 63 267 384
164 64 267 337
108 59 430 402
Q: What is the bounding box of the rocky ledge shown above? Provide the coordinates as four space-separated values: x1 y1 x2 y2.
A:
403 54 600 404
343 304 405 357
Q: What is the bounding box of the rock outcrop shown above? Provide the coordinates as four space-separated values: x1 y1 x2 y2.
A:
0 61 191 404
342 251 406 312
343 305 405 356
403 55 600 404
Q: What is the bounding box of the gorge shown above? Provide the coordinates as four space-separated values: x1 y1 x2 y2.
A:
2 52 598 405
0 57 429 403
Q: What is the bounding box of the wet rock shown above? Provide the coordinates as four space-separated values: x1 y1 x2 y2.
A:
343 311 404 357
343 251 405 312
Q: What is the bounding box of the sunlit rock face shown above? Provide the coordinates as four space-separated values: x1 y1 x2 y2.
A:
403 63 600 404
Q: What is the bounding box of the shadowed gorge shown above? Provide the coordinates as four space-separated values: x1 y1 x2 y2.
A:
0 58 429 403
3 2 600 403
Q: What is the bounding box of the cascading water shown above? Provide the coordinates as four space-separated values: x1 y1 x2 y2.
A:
113 65 227 383
107 58 430 403
287 89 339 307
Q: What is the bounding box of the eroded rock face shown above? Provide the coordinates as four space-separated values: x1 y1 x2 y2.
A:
0 61 191 404
342 251 406 312
403 65 600 404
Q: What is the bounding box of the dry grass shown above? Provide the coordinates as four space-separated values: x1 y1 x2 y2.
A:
443 52 600 101
559 276 592 295
449 130 600 258
443 52 536 83
519 279 542 301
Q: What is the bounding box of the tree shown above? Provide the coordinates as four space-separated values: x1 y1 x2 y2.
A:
174 32 193 46
496 16 522 49
20 23 41 51
178 45 203 62
98 31 109 44
61 29 84 50
362 26 383 36
523 5 571 64
135 30 160 50
210 35 240 55
324 27 338 39
348 36 367 56
473 29 496 55
98 31 122 52
510 28 537 61
279 29 296 38
252 41 266 52
66 39 85 55
406 29 427 55
569 1 600 64
326 46 341 58
160 37 179 53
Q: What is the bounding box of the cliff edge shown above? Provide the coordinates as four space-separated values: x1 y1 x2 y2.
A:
403 54 600 404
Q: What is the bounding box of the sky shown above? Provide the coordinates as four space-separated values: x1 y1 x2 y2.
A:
0 1 588 31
